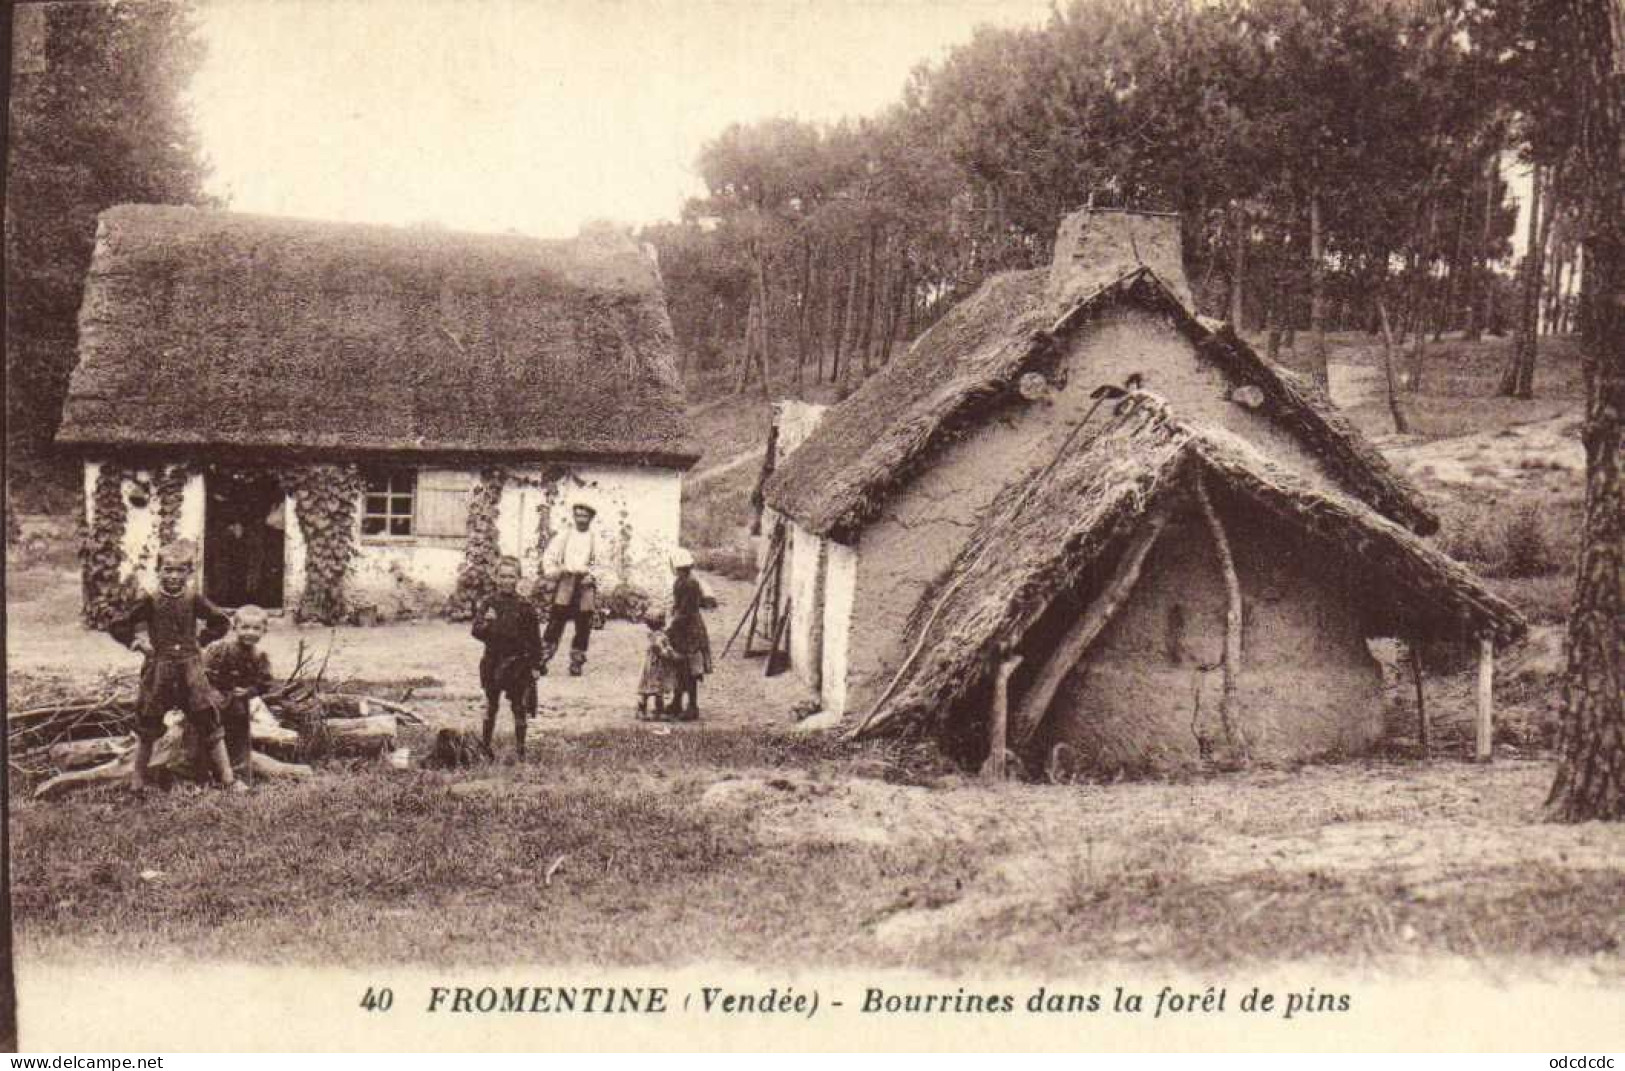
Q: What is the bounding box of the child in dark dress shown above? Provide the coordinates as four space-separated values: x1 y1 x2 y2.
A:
107 540 239 793
667 549 712 721
472 556 542 759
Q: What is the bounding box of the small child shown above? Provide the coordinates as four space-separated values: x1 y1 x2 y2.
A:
203 604 275 784
107 539 240 793
472 556 542 759
636 610 679 721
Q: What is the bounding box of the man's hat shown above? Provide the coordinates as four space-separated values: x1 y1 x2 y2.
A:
571 502 597 518
670 547 695 569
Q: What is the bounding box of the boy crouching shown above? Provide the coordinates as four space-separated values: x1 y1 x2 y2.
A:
107 540 243 793
203 604 275 784
473 556 542 759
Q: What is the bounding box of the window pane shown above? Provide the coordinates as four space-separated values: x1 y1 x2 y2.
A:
390 516 412 536
365 495 389 515
361 516 385 535
391 495 413 515
365 476 390 494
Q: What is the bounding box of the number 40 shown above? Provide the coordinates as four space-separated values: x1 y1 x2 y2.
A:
360 986 394 1012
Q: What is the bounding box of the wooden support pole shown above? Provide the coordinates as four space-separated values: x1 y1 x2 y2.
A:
1012 510 1169 748
1409 638 1429 759
1195 473 1247 760
983 653 1024 781
1476 636 1494 763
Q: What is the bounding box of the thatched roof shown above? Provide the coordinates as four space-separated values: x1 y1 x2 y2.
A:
858 396 1525 739
57 206 697 465
764 267 1438 539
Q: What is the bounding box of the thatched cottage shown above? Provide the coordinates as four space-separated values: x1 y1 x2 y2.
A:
757 208 1524 772
59 206 696 623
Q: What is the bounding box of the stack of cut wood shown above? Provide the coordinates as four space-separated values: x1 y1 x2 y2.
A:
10 639 423 800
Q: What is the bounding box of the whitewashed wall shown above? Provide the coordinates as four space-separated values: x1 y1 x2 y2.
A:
285 462 684 616
820 541 858 717
784 522 824 688
504 463 685 604
83 461 205 594
87 459 683 619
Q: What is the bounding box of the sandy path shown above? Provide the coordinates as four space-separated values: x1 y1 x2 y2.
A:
6 569 813 734
685 446 766 490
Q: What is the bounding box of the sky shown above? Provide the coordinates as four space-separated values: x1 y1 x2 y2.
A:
190 0 1057 239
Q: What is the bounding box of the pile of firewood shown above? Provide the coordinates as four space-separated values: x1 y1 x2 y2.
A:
9 637 424 799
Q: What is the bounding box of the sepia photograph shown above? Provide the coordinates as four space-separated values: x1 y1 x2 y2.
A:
3 0 1622 1054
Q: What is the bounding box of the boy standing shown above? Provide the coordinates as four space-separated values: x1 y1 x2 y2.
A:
539 502 599 677
473 556 542 759
203 604 275 783
107 540 240 793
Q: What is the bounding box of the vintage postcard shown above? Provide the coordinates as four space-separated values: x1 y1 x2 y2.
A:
5 0 1622 1053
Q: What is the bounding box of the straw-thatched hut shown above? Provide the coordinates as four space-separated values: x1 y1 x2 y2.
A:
757 208 1523 771
59 206 696 620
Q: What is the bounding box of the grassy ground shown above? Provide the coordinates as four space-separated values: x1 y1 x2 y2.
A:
11 739 1623 972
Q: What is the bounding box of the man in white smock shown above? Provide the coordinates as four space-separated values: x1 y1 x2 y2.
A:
539 502 601 676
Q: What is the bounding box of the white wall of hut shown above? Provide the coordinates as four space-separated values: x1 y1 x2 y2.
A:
84 460 684 616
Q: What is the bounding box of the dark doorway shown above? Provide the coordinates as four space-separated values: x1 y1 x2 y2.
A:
204 470 286 609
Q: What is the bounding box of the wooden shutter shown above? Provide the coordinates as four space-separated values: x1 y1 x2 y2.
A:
415 469 475 538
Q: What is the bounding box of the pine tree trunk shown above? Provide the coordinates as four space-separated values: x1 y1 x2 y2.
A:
1229 202 1247 329
1466 146 1499 342
822 253 843 384
1304 192 1330 386
856 226 880 376
838 258 862 386
881 266 910 365
1502 165 1545 397
1547 0 1624 823
794 236 812 387
1264 283 1282 363
736 290 758 395
754 251 772 398
1377 296 1409 433
1440 186 1471 340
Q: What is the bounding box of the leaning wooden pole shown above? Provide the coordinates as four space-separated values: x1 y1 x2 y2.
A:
1196 472 1247 761
1476 636 1495 763
1012 510 1169 748
721 528 785 660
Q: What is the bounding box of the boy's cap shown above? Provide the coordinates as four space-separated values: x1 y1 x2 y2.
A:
496 555 523 572
235 604 269 625
156 539 198 566
669 548 694 569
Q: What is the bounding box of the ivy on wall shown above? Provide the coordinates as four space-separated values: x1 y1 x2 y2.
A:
445 466 507 621
154 462 189 546
80 463 140 627
443 464 663 622
279 464 366 625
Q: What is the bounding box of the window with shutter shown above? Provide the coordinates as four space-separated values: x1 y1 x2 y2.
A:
361 469 417 538
415 470 476 538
